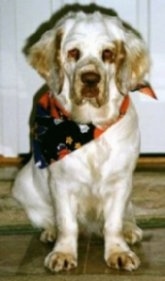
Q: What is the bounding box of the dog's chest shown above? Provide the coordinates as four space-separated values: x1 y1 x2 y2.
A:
53 128 119 199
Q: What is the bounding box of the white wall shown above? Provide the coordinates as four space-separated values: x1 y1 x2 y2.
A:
0 0 165 156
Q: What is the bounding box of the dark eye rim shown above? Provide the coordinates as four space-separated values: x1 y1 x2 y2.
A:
102 49 114 62
68 48 81 61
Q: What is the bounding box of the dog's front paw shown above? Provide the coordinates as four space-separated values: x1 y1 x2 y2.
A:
106 251 140 271
44 251 77 272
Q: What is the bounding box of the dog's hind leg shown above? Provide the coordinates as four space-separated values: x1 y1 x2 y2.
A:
40 227 56 243
12 158 56 241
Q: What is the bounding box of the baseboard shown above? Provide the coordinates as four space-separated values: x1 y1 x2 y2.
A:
137 155 165 170
0 156 22 167
0 154 31 167
0 155 165 169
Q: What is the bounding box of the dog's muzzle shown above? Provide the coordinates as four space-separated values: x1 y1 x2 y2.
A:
72 61 107 107
81 71 101 98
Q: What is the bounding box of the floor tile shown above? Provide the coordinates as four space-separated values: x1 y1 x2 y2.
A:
1 229 165 277
0 235 32 275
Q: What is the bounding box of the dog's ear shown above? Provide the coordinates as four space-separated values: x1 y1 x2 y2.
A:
116 25 150 95
26 28 64 94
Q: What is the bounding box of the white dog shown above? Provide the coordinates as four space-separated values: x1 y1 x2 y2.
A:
13 7 153 272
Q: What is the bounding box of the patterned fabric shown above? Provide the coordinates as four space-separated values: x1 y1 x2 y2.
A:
32 92 129 169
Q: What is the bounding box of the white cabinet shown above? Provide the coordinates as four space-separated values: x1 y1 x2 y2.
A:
0 0 164 156
136 0 165 152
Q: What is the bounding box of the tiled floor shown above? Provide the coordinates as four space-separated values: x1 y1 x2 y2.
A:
0 229 163 273
0 229 165 279
0 169 165 280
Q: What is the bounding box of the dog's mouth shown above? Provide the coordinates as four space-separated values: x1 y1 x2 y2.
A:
81 85 99 98
80 84 103 107
72 70 107 107
74 87 106 108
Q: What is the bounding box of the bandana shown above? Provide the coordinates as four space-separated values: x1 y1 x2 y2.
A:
32 82 156 169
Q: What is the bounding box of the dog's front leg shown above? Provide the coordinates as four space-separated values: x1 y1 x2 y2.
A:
44 172 78 273
103 175 140 271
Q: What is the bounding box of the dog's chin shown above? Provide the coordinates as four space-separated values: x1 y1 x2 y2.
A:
70 97 108 125
75 97 103 108
72 89 107 108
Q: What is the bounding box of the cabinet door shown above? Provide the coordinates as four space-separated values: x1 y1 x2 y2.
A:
135 0 165 153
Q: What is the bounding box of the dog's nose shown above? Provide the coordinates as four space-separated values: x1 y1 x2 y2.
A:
81 72 101 86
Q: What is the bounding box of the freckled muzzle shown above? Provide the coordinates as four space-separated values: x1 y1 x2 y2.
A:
72 61 107 107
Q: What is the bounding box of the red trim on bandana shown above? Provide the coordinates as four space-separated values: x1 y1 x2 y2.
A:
39 92 70 119
132 81 157 100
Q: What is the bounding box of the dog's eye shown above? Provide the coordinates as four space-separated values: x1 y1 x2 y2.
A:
68 48 81 61
102 49 114 62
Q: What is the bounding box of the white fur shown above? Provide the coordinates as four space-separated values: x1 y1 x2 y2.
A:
12 9 149 272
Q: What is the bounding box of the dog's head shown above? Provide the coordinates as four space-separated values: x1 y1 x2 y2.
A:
26 10 150 125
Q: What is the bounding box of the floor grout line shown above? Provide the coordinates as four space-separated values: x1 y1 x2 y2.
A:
82 235 91 274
